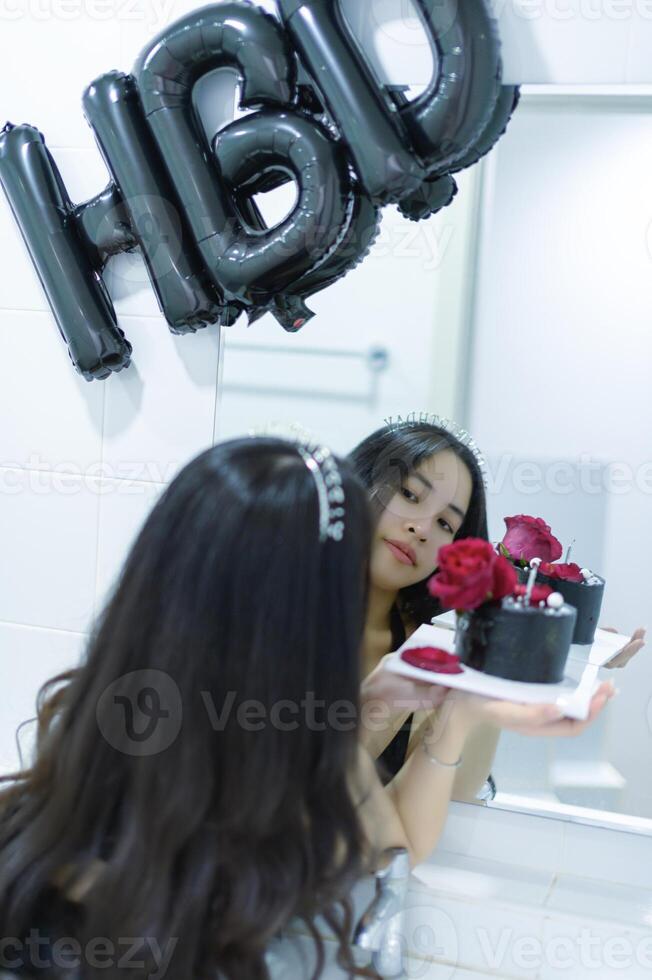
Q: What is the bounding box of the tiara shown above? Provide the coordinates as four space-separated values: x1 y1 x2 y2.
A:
248 422 345 543
383 411 488 487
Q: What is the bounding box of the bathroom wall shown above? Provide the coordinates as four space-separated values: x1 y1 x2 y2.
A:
467 94 652 817
0 0 478 774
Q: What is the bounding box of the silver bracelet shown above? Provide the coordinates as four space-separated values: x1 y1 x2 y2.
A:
422 736 463 769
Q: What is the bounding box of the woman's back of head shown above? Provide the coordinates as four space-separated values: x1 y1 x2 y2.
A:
0 437 374 980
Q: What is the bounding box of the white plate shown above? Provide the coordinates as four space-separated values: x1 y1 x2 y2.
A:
385 623 630 721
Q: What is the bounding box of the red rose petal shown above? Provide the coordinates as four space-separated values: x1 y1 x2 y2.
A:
514 583 554 605
401 647 465 674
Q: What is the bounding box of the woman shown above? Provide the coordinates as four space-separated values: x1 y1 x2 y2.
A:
350 416 645 799
0 436 613 980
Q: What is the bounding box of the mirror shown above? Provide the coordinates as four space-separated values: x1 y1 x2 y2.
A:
215 8 652 828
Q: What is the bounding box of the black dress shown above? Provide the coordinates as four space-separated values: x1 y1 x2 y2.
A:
377 605 497 801
377 607 412 783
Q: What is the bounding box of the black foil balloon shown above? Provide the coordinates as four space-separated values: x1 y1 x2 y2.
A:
74 184 137 265
213 124 379 331
277 0 425 203
288 188 382 315
209 108 355 310
278 0 502 205
83 71 233 333
446 85 521 175
0 0 519 378
134 3 350 315
397 175 457 223
0 123 132 381
397 86 519 221
398 0 502 175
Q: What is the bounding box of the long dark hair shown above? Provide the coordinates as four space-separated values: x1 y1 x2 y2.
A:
349 422 488 641
0 438 375 980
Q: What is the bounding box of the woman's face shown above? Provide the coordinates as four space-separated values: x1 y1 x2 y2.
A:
369 449 473 592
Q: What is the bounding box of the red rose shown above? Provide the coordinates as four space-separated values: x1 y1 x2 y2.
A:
428 538 517 612
502 515 563 564
514 583 554 606
539 562 583 583
401 647 464 674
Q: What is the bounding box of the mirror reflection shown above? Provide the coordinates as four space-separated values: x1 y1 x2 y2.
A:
216 84 652 823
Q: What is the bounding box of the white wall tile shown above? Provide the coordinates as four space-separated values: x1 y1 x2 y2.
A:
0 469 100 632
496 3 631 84
95 477 166 615
404 889 545 978
561 822 652 889
2 11 122 150
0 622 86 775
102 315 221 483
414 853 553 908
437 803 566 873
103 253 168 321
626 21 652 83
539 916 652 980
546 875 652 930
0 310 104 471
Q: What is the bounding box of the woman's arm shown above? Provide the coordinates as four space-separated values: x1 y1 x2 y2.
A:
359 655 448 758
355 682 615 869
407 708 501 803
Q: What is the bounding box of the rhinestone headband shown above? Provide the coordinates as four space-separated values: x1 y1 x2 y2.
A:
248 423 345 543
383 411 488 487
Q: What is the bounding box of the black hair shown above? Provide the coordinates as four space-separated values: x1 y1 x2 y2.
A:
349 422 489 641
0 438 377 980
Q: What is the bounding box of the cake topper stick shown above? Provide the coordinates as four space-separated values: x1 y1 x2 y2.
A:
525 557 542 606
565 539 575 564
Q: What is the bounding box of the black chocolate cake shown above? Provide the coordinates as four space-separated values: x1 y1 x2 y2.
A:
455 595 577 684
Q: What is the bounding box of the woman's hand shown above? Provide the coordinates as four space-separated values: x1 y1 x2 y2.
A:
361 654 449 715
359 655 449 754
601 627 646 669
430 680 616 740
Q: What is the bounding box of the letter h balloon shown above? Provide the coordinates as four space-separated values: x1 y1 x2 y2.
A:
0 0 519 380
